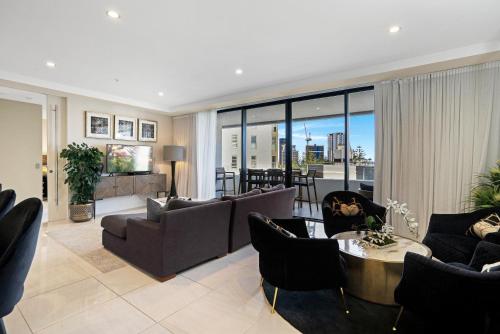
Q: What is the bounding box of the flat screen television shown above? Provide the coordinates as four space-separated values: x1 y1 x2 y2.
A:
106 144 153 173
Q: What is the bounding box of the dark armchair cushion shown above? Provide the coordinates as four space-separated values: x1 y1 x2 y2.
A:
167 198 219 210
469 241 500 271
423 233 479 263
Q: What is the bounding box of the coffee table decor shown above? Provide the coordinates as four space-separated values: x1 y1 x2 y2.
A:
361 198 419 248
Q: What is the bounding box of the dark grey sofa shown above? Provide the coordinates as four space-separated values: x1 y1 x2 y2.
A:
227 187 296 252
102 200 232 280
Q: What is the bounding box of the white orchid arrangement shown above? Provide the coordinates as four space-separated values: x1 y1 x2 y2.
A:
359 199 418 248
385 199 419 236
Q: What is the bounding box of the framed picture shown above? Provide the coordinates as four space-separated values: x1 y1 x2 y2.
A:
114 115 137 141
86 111 112 139
138 119 158 142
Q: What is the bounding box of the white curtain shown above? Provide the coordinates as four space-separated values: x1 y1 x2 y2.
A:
172 114 197 198
375 62 500 239
196 110 217 199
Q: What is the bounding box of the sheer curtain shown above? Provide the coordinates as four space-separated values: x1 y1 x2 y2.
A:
375 62 500 238
196 110 217 199
172 114 197 197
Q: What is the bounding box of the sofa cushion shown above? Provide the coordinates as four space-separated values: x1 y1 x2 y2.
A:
101 213 146 239
424 233 479 263
167 198 219 211
221 189 261 201
260 184 285 193
147 198 169 222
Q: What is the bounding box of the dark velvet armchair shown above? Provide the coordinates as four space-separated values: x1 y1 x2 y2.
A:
0 190 16 220
393 241 500 333
422 207 500 264
0 198 42 334
248 212 348 314
321 191 386 238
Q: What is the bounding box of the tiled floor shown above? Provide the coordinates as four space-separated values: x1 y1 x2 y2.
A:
3 209 300 334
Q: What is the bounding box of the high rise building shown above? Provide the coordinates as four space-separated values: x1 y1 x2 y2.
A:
327 132 345 162
305 144 324 161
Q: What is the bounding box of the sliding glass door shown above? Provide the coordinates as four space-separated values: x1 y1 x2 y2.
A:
215 86 375 219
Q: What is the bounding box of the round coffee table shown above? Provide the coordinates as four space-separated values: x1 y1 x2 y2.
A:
333 231 431 305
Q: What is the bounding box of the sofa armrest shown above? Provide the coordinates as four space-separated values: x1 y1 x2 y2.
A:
126 218 163 248
272 217 309 238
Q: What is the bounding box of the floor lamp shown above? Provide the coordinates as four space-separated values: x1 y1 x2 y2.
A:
163 145 185 198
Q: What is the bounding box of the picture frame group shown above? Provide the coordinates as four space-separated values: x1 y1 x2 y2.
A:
85 111 158 142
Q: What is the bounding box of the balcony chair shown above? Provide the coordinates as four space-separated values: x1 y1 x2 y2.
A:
247 169 267 191
321 191 386 238
266 169 284 187
422 207 500 264
293 168 319 214
215 167 236 196
393 241 500 333
0 198 43 334
0 190 16 220
248 212 349 314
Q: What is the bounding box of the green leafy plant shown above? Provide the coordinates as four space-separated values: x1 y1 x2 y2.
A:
60 143 103 204
470 160 500 210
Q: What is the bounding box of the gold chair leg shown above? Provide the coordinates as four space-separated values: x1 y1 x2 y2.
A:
339 287 350 314
392 306 404 331
271 287 279 314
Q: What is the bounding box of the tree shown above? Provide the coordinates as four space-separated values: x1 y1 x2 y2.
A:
352 146 367 164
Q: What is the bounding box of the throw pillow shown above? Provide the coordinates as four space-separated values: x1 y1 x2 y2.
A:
332 197 364 217
481 261 500 273
260 184 285 193
221 189 261 201
147 197 168 222
466 213 500 239
264 218 297 238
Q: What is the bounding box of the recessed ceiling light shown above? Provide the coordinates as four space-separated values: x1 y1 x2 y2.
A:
389 25 401 33
106 10 120 19
235 68 243 75
158 91 164 97
45 61 56 68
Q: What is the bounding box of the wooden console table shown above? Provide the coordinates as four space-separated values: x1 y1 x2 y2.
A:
94 174 166 199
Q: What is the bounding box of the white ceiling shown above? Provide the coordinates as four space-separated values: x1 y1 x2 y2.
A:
0 0 499 113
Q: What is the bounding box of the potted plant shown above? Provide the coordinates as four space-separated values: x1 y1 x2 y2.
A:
60 143 103 222
470 160 500 210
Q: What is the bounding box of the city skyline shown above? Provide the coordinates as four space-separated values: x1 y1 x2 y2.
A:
277 113 375 161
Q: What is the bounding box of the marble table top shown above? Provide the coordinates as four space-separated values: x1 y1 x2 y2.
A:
333 231 431 263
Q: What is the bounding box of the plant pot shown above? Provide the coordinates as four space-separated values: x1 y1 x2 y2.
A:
69 202 94 222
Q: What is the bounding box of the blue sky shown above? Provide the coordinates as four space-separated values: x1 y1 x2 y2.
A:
277 113 375 160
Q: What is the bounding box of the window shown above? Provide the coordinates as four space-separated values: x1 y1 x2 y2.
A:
231 156 237 168
250 135 257 149
231 134 238 149
251 155 257 168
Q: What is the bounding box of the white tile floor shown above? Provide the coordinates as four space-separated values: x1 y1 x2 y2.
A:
3 209 300 334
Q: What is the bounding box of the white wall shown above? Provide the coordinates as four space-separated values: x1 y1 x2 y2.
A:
64 94 173 214
0 98 42 202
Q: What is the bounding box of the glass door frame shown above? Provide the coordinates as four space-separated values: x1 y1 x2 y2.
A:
217 85 374 193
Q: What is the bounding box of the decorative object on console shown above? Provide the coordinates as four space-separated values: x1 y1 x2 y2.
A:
60 143 104 222
331 197 364 216
138 119 158 142
85 111 112 139
469 160 500 210
114 115 137 141
163 145 185 198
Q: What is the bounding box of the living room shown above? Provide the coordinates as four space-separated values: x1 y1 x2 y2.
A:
1 1 500 334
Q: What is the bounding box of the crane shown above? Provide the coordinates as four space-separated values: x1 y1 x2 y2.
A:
304 123 311 146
